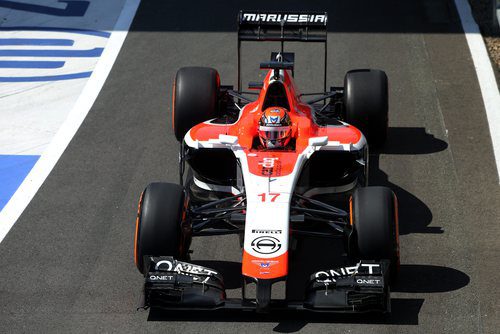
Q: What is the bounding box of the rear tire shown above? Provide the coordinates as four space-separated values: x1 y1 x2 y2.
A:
344 69 388 147
134 182 185 274
351 186 399 280
172 67 220 141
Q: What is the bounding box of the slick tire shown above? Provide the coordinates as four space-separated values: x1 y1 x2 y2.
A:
351 186 400 280
134 182 185 274
172 67 220 141
344 69 388 147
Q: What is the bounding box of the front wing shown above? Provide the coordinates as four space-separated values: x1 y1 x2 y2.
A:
140 257 391 313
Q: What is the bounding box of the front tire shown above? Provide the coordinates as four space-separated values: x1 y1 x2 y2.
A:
351 186 400 280
134 182 185 274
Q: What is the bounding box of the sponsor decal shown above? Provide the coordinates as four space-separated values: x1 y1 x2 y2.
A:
356 278 382 285
149 275 174 281
251 236 281 255
154 259 218 283
0 28 109 82
251 259 279 268
242 13 327 24
258 157 278 168
252 229 282 234
251 259 280 275
258 157 281 176
314 263 381 283
269 116 279 124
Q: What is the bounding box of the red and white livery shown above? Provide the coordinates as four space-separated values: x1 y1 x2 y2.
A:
134 11 399 314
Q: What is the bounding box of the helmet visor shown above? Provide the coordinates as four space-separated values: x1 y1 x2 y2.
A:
258 125 291 141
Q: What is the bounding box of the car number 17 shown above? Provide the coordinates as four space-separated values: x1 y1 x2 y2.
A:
258 193 281 202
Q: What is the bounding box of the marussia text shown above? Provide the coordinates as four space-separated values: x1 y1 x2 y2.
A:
242 13 327 24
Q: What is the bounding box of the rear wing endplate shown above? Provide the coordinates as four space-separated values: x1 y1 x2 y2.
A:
237 11 328 92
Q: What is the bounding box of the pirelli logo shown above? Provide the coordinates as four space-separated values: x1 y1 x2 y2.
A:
241 13 327 24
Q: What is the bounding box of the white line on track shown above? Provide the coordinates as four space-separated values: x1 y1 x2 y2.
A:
455 0 500 183
0 0 141 243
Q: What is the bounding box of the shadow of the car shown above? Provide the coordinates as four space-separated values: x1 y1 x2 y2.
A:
130 0 463 35
146 298 425 328
191 260 242 289
180 260 469 327
370 127 448 235
393 264 470 293
373 127 448 155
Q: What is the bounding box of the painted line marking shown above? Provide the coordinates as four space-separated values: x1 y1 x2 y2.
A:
0 71 92 82
0 60 65 68
455 0 500 183
0 27 111 38
0 47 104 57
0 38 74 46
0 0 141 243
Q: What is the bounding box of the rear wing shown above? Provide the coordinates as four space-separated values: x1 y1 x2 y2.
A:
237 11 328 92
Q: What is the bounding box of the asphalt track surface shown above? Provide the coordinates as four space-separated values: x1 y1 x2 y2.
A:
1 0 499 333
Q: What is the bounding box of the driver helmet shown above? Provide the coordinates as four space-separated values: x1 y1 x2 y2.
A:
258 107 292 149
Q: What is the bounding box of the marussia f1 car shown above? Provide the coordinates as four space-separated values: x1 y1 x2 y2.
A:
134 11 400 313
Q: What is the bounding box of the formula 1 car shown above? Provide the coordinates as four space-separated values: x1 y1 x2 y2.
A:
134 11 399 313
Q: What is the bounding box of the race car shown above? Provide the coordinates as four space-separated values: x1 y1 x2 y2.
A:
134 11 399 313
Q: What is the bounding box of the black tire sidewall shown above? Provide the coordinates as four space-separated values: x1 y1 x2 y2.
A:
344 69 388 146
352 186 399 272
135 182 185 274
173 67 220 141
